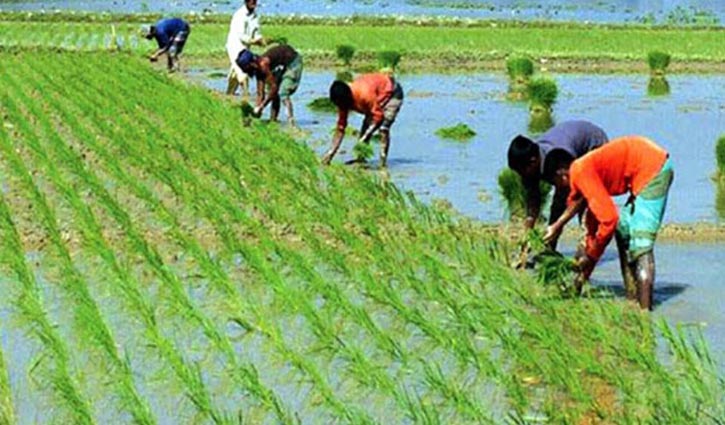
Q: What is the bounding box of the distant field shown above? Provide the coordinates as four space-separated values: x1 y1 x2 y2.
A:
1 13 724 72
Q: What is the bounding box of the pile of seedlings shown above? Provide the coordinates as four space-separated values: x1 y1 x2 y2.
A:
435 123 476 141
647 50 672 96
527 77 558 133
505 56 535 100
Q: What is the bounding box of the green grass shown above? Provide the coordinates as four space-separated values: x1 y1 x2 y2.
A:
1 15 725 72
434 123 477 141
0 49 723 422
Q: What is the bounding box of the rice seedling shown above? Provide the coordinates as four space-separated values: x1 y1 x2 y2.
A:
307 97 337 113
527 78 558 113
0 338 15 425
497 168 551 220
352 142 374 162
505 55 534 99
377 50 402 72
434 123 476 141
647 50 671 76
336 44 355 66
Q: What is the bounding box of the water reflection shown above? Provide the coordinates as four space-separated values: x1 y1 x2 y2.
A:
647 77 671 96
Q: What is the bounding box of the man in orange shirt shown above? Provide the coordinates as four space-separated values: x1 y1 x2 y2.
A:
321 73 404 168
543 136 674 310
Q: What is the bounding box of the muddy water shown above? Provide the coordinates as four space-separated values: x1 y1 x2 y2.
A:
586 242 725 364
196 70 725 224
1 0 724 24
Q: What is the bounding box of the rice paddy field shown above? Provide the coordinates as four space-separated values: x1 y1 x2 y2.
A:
1 2 725 424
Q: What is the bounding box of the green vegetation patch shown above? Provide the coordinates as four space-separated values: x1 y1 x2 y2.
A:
506 56 535 80
648 50 672 74
336 44 355 66
0 49 723 423
528 78 558 109
434 123 477 141
307 97 337 113
498 168 552 219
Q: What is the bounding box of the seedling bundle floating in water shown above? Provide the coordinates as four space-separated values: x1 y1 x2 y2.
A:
435 123 476 141
308 97 337 113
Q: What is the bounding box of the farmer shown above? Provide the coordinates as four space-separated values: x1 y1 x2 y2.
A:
226 0 266 100
321 73 404 168
543 136 674 310
236 44 303 126
507 120 608 249
143 17 191 72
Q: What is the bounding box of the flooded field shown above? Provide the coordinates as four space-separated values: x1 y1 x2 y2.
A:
197 70 725 224
2 0 724 24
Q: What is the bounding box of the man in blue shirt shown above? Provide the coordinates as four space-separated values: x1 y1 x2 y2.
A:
507 120 609 249
144 18 191 72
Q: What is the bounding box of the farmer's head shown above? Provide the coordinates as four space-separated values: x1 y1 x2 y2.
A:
245 0 258 13
236 49 259 75
329 80 353 110
543 149 575 190
507 135 540 179
143 25 156 40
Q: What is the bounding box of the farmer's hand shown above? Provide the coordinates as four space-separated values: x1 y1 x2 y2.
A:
252 105 263 118
543 223 562 244
149 54 158 62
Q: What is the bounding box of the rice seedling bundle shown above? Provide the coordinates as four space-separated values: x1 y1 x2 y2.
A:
335 44 355 66
647 50 671 76
434 123 476 141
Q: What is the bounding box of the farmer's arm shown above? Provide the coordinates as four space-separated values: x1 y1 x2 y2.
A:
322 109 348 164
255 63 277 111
149 33 171 60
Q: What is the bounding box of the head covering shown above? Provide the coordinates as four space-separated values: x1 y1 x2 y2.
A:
236 49 257 69
140 24 153 38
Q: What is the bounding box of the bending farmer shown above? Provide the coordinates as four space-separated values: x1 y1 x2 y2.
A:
237 45 303 126
226 0 265 99
507 120 608 249
322 73 404 168
543 136 674 310
143 18 191 72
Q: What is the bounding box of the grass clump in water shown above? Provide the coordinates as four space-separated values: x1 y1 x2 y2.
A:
378 50 402 72
506 56 535 100
336 44 355 66
498 168 551 220
435 123 476 141
308 97 337 113
352 142 374 162
648 50 671 76
506 56 534 83
528 78 558 112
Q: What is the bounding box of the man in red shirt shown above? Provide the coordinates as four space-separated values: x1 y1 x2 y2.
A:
543 136 674 310
321 73 404 168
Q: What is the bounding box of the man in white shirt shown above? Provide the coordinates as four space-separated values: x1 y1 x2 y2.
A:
225 0 266 99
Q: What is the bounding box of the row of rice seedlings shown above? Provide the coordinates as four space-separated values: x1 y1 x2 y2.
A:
0 331 15 424
94 58 492 418
4 55 233 424
0 129 95 424
0 70 156 424
47 56 370 422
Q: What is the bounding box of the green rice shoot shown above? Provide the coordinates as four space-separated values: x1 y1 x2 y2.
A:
648 50 671 74
527 78 558 110
506 56 534 81
497 168 552 220
434 123 476 141
336 44 356 66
